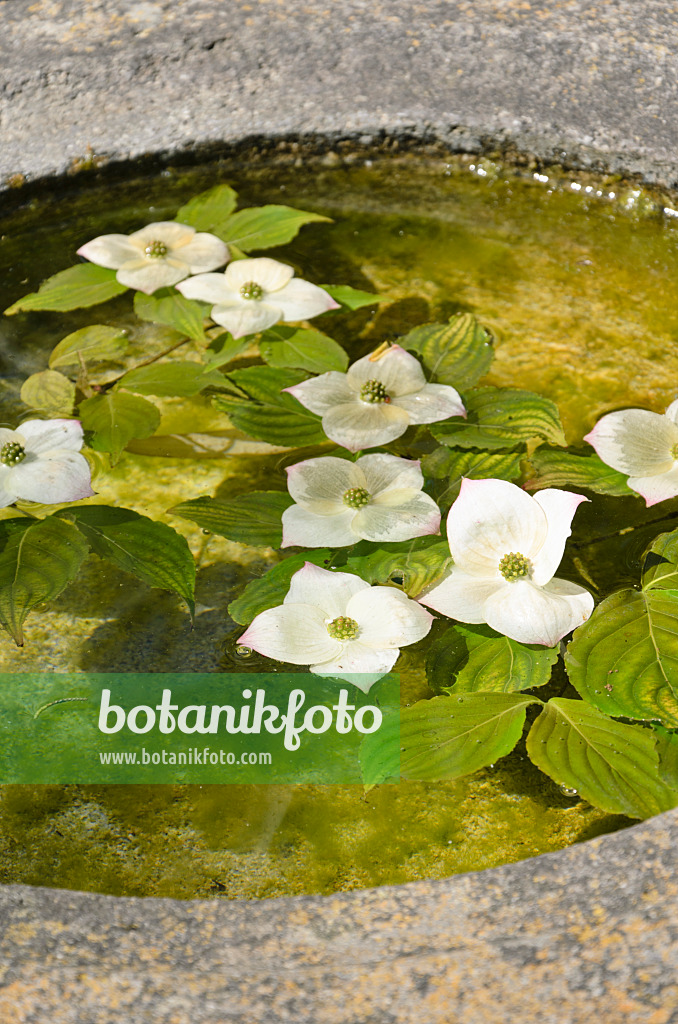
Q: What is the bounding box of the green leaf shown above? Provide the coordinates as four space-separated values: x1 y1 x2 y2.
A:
259 326 349 373
653 725 678 790
321 285 387 310
175 184 238 232
134 289 208 343
0 517 89 646
426 623 559 694
4 264 127 315
359 710 401 787
80 392 161 462
526 697 678 818
218 205 331 251
202 333 253 370
57 505 195 616
170 492 293 547
396 692 541 781
49 325 129 369
227 550 332 625
641 529 678 590
432 387 567 451
344 537 450 597
421 447 523 510
212 365 327 447
401 313 494 388
117 361 225 397
524 447 634 496
20 371 75 416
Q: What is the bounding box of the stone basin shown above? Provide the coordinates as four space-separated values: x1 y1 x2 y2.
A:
1 2 678 1021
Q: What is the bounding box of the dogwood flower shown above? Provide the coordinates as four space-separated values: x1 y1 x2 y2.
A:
238 562 433 691
584 401 678 506
419 478 593 646
281 453 440 547
176 256 338 338
0 419 94 507
284 345 466 452
77 221 229 295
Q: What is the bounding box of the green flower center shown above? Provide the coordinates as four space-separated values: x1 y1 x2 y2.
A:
239 281 264 301
343 487 371 509
144 240 169 258
498 551 532 582
360 379 390 404
326 615 360 641
0 441 26 467
671 443 678 460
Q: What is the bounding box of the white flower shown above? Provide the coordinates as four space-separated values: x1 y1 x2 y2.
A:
281 453 440 547
176 256 338 338
238 562 433 691
0 419 94 507
284 345 466 452
77 221 229 295
419 478 593 646
584 401 678 506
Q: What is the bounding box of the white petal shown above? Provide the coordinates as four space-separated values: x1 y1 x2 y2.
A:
418 567 500 622
284 563 369 618
322 401 410 452
530 489 589 585
353 492 440 542
627 467 678 506
0 467 18 507
272 279 339 321
357 453 424 495
346 345 427 395
76 234 142 269
284 373 354 415
347 587 433 648
665 399 678 424
484 578 593 646
238 603 340 665
225 257 294 292
281 504 358 548
311 643 399 691
10 451 94 503
19 419 84 453
177 233 230 273
584 409 678 476
177 272 237 305
116 259 188 294
129 222 195 248
210 302 282 338
447 478 547 577
285 456 363 512
391 382 466 424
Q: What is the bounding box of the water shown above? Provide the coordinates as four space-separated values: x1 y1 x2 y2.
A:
1 151 675 898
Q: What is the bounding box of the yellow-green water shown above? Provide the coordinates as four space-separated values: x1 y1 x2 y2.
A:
1 152 676 897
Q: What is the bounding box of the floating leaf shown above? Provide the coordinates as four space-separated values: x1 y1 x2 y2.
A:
80 391 161 462
401 313 493 388
134 289 208 343
203 333 253 370
641 528 678 590
57 505 195 616
653 725 678 790
49 325 129 370
427 623 559 694
117 361 225 397
20 371 75 416
524 447 633 496
344 537 450 597
395 692 540 781
321 285 387 310
259 325 349 374
421 447 523 510
432 387 566 451
218 205 331 252
228 550 332 625
526 697 678 818
0 517 89 645
175 184 238 232
170 492 293 547
4 264 127 315
213 365 326 447
359 710 401 787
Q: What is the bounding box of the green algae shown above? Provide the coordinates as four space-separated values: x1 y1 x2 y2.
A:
1 152 676 897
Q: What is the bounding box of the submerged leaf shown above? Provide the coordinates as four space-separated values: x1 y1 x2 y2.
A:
170 492 293 548
20 371 75 416
80 391 161 462
49 325 129 369
117 361 224 397
4 264 127 314
402 312 493 388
